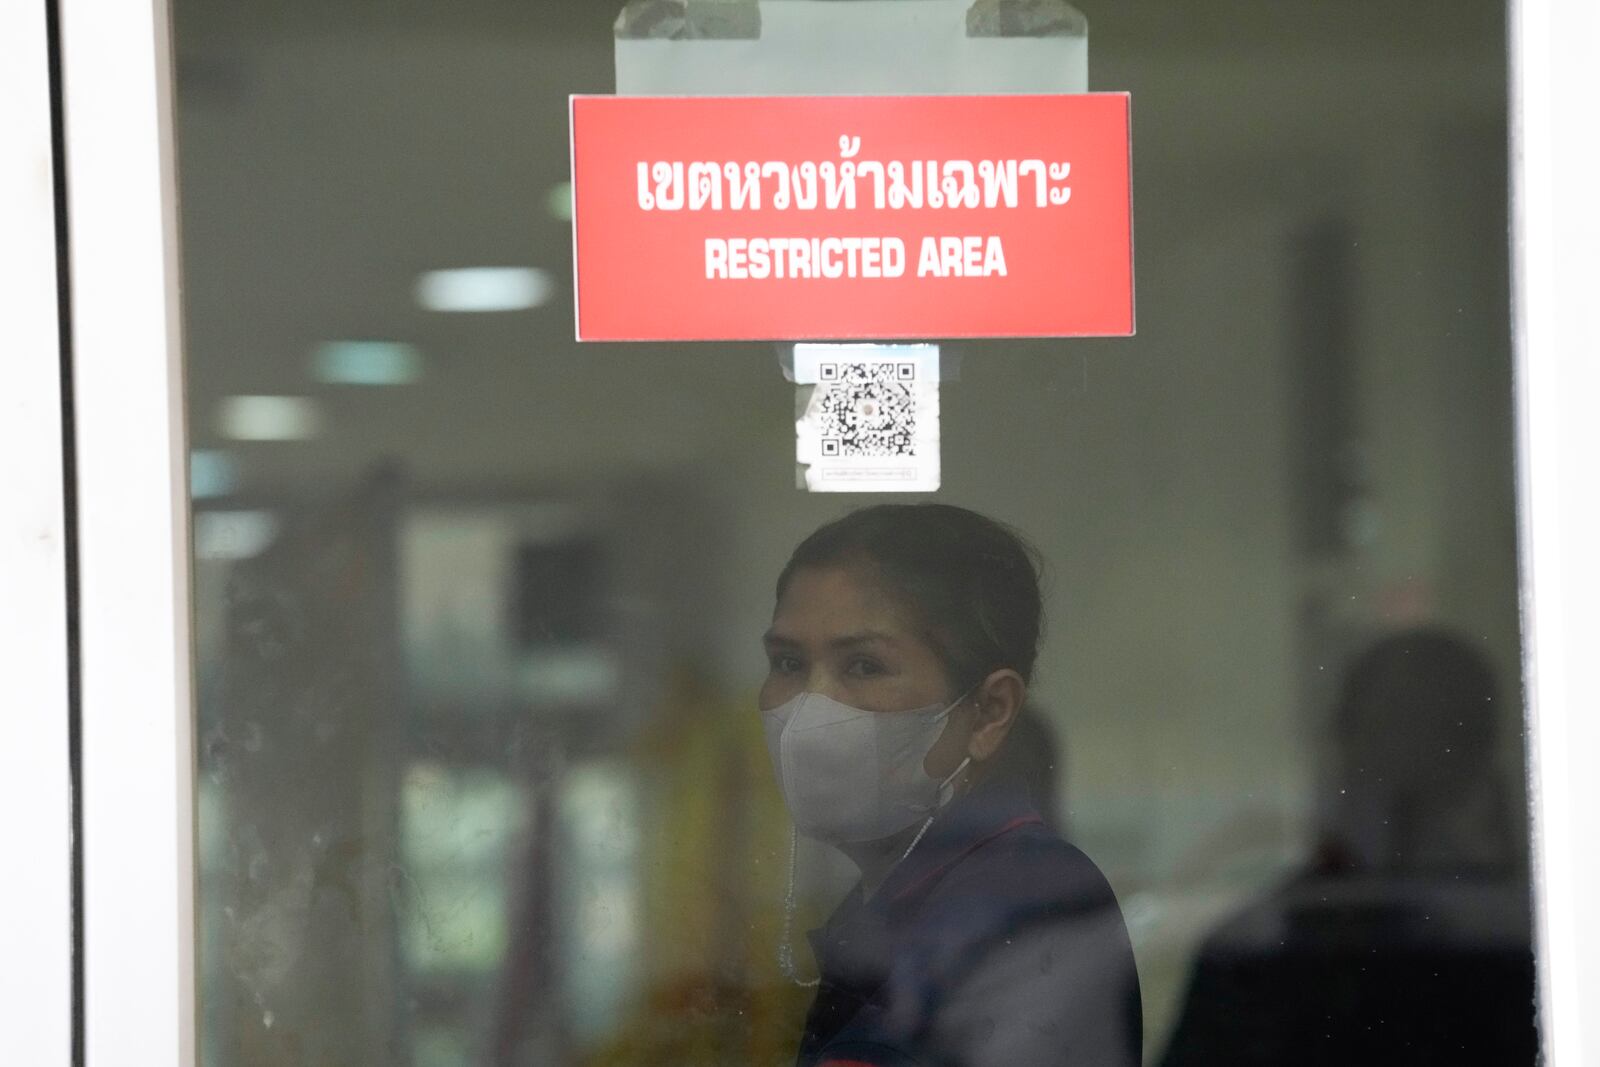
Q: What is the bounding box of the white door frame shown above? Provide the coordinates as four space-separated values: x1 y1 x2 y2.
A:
0 1 75 1063
4 0 1595 1064
1511 1 1600 1064
55 0 197 1063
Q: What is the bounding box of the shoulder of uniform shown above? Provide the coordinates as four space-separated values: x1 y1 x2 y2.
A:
938 821 1121 915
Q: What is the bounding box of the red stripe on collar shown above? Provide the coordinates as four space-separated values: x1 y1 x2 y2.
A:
889 813 1044 904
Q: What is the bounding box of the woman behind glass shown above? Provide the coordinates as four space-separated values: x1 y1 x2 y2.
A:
760 503 1142 1067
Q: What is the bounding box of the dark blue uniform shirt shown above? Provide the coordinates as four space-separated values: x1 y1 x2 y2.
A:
797 779 1142 1067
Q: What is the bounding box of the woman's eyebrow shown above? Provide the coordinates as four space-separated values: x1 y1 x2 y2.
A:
762 629 898 649
829 630 898 649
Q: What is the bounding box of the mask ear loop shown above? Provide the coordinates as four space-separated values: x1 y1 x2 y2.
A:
898 754 972 862
897 686 981 862
779 826 821 988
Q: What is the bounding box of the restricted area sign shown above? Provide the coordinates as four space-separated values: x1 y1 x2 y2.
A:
569 94 1133 341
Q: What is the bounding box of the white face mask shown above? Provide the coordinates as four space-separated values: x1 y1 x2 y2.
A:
762 687 975 845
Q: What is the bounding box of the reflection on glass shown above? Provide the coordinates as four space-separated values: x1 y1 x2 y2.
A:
413 268 555 313
215 395 321 442
1161 629 1535 1065
193 510 280 562
190 448 240 500
556 764 641 1048
312 340 424 387
398 765 525 1065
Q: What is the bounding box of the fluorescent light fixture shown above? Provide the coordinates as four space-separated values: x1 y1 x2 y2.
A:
546 181 574 222
193 510 280 561
414 267 553 312
189 449 239 500
312 340 422 386
217 395 321 442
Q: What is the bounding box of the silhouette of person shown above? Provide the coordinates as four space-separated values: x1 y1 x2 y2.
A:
1160 627 1536 1066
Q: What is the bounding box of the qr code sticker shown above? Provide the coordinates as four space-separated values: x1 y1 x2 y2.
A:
815 362 917 458
794 344 939 493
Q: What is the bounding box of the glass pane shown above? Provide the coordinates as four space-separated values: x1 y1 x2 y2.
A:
176 2 1534 1064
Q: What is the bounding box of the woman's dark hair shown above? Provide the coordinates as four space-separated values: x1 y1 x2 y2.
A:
775 503 1045 690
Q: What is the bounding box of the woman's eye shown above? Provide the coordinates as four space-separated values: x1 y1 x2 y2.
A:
845 657 885 678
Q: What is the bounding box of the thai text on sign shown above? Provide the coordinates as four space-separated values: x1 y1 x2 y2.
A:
570 94 1133 341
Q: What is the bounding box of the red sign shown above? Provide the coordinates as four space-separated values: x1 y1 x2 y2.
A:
569 94 1132 341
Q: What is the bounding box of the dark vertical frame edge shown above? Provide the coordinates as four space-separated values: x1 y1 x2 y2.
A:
42 0 85 1062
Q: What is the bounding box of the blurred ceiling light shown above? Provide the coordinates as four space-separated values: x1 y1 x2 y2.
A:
546 181 574 222
414 267 553 312
193 510 280 561
189 449 239 500
312 340 422 386
517 648 620 706
217 395 321 441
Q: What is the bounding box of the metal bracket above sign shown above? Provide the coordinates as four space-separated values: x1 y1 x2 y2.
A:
614 0 1087 96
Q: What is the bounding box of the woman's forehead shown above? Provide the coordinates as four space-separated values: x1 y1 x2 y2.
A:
771 564 913 637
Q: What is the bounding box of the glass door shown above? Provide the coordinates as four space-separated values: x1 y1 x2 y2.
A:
39 0 1600 1064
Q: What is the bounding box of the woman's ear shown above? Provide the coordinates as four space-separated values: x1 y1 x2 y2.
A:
966 669 1026 762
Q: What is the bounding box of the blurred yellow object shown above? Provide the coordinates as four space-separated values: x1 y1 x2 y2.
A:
582 665 817 1067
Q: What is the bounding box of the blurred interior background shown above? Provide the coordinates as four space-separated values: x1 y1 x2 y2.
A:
174 1 1529 1063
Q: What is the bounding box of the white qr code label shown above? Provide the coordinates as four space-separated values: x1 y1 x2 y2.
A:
794 344 940 493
